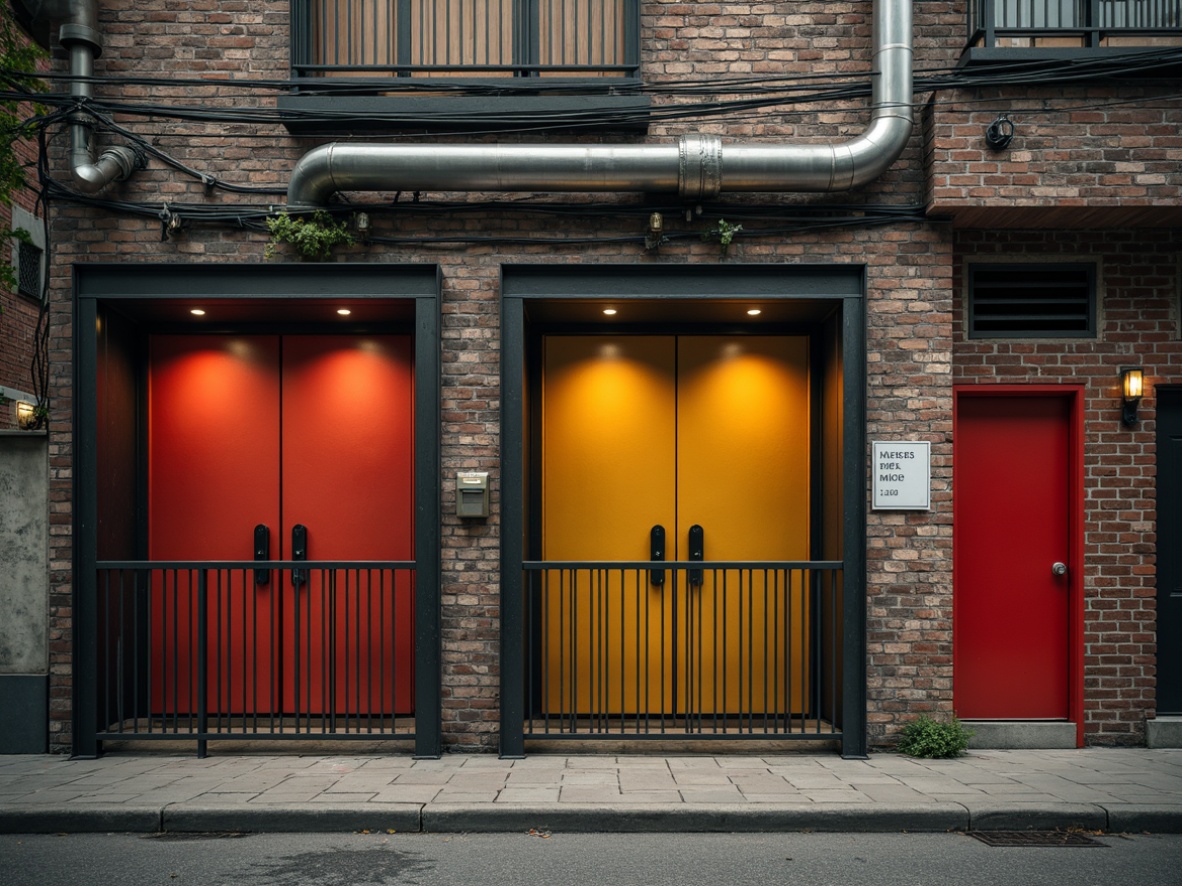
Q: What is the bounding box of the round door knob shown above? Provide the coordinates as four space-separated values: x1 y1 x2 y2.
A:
1052 562 1067 576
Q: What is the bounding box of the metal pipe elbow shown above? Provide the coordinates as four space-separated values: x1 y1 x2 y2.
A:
287 143 343 211
70 144 140 193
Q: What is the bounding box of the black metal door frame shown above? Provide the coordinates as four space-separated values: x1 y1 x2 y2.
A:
1157 386 1182 714
72 263 442 758
499 263 868 758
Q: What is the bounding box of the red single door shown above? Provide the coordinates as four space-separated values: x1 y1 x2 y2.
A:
149 334 414 716
955 394 1071 719
281 335 415 716
149 335 281 714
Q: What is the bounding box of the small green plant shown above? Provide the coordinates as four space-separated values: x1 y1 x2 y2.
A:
896 715 973 759
265 210 355 262
701 218 743 257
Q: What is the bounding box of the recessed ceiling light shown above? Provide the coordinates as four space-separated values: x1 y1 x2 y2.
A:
337 308 352 316
189 308 206 316
747 308 762 316
603 308 618 316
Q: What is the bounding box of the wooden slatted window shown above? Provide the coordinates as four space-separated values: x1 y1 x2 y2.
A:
968 263 1097 338
306 0 633 78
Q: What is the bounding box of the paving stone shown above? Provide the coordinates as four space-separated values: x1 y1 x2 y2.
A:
494 788 562 803
559 785 623 803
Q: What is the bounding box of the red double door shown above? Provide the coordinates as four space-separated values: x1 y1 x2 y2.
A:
148 334 414 716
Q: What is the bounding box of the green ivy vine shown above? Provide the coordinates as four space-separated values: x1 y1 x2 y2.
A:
265 210 356 262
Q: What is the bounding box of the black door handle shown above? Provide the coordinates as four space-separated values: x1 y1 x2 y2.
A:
688 524 704 587
650 524 666 587
253 523 270 586
291 523 308 589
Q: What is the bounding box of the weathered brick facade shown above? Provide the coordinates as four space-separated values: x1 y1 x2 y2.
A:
10 1 1178 754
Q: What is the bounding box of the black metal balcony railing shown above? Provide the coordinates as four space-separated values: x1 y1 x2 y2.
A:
292 0 641 83
522 561 844 741
971 0 1182 47
95 562 416 756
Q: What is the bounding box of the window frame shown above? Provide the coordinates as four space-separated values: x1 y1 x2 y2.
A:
963 0 1182 63
290 0 642 89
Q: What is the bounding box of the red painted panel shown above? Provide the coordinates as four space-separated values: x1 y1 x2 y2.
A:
148 335 281 714
281 336 415 714
956 395 1070 719
149 334 415 718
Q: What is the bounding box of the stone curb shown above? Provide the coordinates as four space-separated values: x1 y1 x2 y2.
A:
161 802 423 834
1102 805 1182 834
421 802 972 834
0 806 162 834
962 802 1108 832
2 801 1180 835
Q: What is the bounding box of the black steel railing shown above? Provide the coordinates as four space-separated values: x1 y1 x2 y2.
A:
291 0 641 85
523 561 844 741
95 561 416 756
970 0 1182 48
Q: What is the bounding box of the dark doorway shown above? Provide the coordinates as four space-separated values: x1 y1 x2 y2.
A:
1157 388 1182 714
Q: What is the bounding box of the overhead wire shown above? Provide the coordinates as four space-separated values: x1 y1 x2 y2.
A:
2 43 1176 244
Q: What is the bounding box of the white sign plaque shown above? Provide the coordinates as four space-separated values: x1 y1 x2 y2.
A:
872 441 931 510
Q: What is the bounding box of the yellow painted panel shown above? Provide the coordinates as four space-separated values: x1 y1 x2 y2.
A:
676 336 811 714
541 337 676 714
539 334 812 719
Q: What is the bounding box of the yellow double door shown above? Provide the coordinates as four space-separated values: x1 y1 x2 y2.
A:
542 335 811 717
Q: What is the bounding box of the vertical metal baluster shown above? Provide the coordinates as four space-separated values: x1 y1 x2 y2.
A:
196 569 208 758
352 568 360 733
324 568 333 734
830 569 839 735
792 566 799 736
641 564 650 735
131 570 141 733
292 563 302 733
142 569 151 734
369 569 377 734
268 559 276 735
760 568 769 735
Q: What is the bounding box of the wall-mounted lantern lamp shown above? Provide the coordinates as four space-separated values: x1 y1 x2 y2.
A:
15 400 36 429
1120 366 1144 427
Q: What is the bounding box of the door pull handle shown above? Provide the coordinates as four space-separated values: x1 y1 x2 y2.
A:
253 524 270 586
292 523 308 589
650 525 666 587
688 524 704 587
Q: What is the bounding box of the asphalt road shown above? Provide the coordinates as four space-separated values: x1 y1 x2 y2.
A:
2 831 1180 886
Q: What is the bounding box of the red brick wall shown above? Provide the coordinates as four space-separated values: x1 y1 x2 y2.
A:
927 85 1182 228
29 2 1178 752
0 88 43 431
953 229 1182 746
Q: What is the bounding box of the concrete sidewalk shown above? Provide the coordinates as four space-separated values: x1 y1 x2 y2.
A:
2 749 1181 835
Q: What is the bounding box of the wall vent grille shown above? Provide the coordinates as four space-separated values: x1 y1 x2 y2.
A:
969 263 1096 338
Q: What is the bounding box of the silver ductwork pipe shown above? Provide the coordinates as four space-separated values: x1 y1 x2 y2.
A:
9 0 141 192
288 0 913 208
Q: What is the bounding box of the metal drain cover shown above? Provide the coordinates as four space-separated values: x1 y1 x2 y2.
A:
968 831 1107 847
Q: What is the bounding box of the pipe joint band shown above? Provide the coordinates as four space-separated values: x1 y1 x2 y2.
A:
58 23 102 56
678 135 722 201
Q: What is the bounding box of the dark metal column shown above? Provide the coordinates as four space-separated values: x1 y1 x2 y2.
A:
499 295 526 758
841 293 868 759
414 288 442 758
73 294 100 758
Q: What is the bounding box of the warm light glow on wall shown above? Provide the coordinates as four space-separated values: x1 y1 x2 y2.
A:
1121 366 1144 428
15 401 36 429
